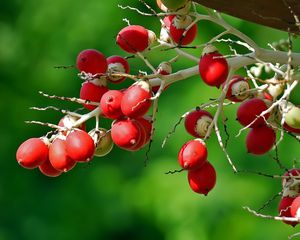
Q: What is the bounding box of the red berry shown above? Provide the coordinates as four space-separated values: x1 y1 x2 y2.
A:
16 138 49 169
121 81 152 118
100 90 124 119
225 76 250 102
58 115 86 135
278 197 298 227
39 159 62 177
246 126 276 155
188 161 216 195
116 25 156 53
184 109 213 138
129 120 148 151
80 81 109 110
169 15 198 45
49 138 76 172
65 130 95 163
237 98 270 127
107 55 130 84
291 196 300 218
76 49 108 75
178 139 207 170
199 50 229 87
136 116 152 145
111 119 141 149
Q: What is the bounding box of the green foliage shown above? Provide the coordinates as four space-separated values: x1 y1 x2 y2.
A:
0 0 299 239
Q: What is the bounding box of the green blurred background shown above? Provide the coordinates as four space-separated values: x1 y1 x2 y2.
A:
0 1 300 239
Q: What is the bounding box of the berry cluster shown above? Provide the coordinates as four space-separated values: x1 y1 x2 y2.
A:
178 139 216 195
16 0 300 227
16 129 95 177
16 47 154 176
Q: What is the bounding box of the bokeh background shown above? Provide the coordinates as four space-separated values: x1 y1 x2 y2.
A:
0 1 300 240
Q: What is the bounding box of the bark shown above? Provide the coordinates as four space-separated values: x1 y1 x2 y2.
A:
193 0 300 34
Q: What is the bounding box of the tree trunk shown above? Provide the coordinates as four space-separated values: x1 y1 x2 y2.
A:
193 0 300 34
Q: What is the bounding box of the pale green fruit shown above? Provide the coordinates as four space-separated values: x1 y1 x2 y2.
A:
285 105 300 129
265 79 285 99
89 128 114 157
161 0 188 10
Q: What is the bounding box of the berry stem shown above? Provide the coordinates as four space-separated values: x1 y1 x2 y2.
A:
39 91 100 106
73 108 101 128
30 106 82 118
243 206 300 223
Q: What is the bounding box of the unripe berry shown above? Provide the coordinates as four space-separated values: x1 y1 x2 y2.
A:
265 78 285 99
278 197 298 227
49 138 76 172
76 49 108 75
237 98 270 127
225 76 250 102
285 105 300 130
121 81 152 118
169 15 198 45
89 128 114 157
80 81 109 110
107 55 130 84
178 139 207 170
111 119 141 149
39 159 62 177
16 138 49 169
184 109 213 138
246 126 276 155
187 161 216 195
199 46 229 87
100 90 124 119
66 130 95 163
116 25 156 53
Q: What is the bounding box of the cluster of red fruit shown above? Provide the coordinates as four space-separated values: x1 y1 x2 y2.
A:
200 45 300 154
16 46 155 177
16 0 300 204
78 50 154 151
178 138 216 195
14 0 198 179
16 128 95 177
